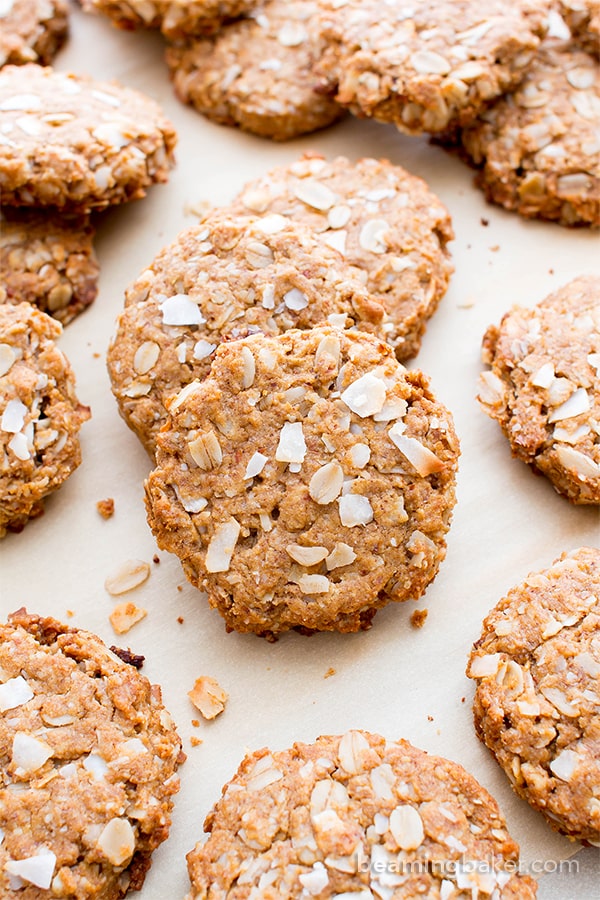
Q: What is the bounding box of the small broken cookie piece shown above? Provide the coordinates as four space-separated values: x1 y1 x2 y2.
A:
165 0 342 141
468 547 600 843
145 326 460 636
0 303 90 538
186 730 536 898
477 275 600 504
0 0 68 68
232 153 454 360
0 64 177 212
0 208 99 325
560 0 600 56
109 601 147 634
458 38 600 227
313 0 549 134
82 0 258 39
188 676 228 719
0 609 183 897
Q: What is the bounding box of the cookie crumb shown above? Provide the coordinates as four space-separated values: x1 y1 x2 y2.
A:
191 719 200 728
324 667 336 678
105 559 150 596
427 715 434 722
489 245 500 252
109 646 145 668
66 609 74 618
480 217 489 226
190 737 203 748
96 498 115 519
410 609 429 628
109 601 147 635
93 352 101 359
188 676 228 720
177 585 183 593
153 554 160 564
177 616 184 624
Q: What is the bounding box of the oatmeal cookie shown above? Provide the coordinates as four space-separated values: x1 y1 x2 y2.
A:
477 275 600 504
0 609 184 897
0 303 90 537
0 209 99 325
82 0 257 38
232 154 454 360
186 730 536 898
0 64 176 212
165 0 342 141
145 326 460 636
0 0 68 68
458 39 600 227
468 547 600 843
107 211 402 456
312 0 549 135
560 0 600 56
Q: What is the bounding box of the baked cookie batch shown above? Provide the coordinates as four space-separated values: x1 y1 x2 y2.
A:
1 0 599 897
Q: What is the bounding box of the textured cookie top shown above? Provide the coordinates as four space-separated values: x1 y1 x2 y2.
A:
0 303 90 537
477 275 600 504
145 327 460 636
468 547 600 843
313 0 549 134
108 212 401 455
460 39 600 227
0 610 183 897
232 154 454 360
0 209 99 325
560 0 600 56
83 0 258 39
0 65 177 211
0 0 68 67
165 0 342 141
186 730 536 899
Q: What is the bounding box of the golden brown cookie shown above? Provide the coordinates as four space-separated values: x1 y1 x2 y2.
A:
82 0 257 39
107 211 402 456
0 303 90 537
0 65 177 212
477 275 600 504
313 0 549 134
232 154 454 360
145 326 460 637
0 609 184 897
0 0 68 68
186 730 537 898
468 547 600 843
0 209 99 325
165 0 342 141
560 0 600 56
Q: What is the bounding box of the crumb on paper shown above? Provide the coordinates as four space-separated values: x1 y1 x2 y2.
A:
427 715 434 722
93 352 101 359
66 609 74 618
480 217 489 226
410 609 428 629
190 737 203 748
110 601 147 635
324 667 336 679
489 245 500 252
110 646 145 668
153 554 160 564
191 719 200 728
105 559 150 596
177 584 183 593
177 616 184 624
188 676 228 720
461 697 466 703
96 498 115 519
456 297 475 309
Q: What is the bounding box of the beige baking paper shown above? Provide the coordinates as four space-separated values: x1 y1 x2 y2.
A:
1 6 599 897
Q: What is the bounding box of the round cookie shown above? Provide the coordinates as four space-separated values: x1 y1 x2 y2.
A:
312 0 549 135
165 0 342 141
82 0 258 38
0 65 177 212
232 154 454 360
186 730 537 898
0 303 90 537
0 609 184 897
560 0 600 56
468 547 600 843
145 326 460 636
0 209 99 325
458 39 600 227
0 0 68 68
107 211 402 456
477 275 600 504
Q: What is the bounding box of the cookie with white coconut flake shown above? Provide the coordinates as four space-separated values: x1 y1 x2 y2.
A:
0 208 99 325
0 64 176 211
458 39 600 227
145 326 460 636
185 730 537 898
312 0 549 135
82 0 258 38
107 211 404 457
232 154 454 360
0 0 68 68
0 609 184 897
559 0 600 56
477 275 600 504
0 303 90 537
468 547 600 843
165 0 342 141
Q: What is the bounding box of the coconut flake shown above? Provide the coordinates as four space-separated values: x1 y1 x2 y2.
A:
338 494 373 527
0 344 17 376
96 818 135 866
193 339 216 360
299 862 329 894
326 542 357 570
8 432 30 460
530 362 555 389
159 294 205 326
468 653 503 678
286 544 329 566
389 805 425 850
283 288 309 311
12 733 52 774
244 451 268 479
309 461 344 504
254 213 287 234
550 748 580 781
275 422 306 464
348 443 371 468
548 388 590 423
104 559 150 596
4 849 56 889
1 399 27 433
0 675 34 711
0 93 42 111
341 373 387 417
83 753 109 780
555 445 600 478
293 180 336 211
388 423 444 475
205 518 240 573
298 574 331 594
